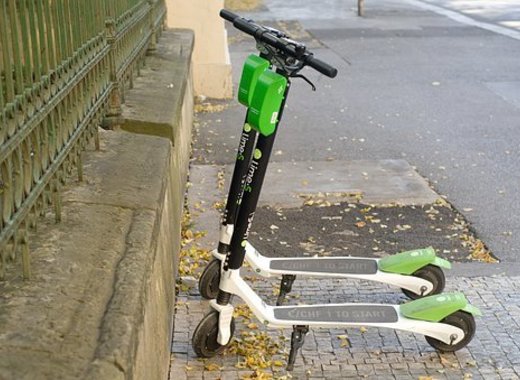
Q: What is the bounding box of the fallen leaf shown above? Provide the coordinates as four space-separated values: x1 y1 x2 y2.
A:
338 334 351 348
204 362 222 371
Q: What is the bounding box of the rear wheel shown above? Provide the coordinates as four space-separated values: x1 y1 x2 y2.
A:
425 311 476 352
192 310 236 358
402 265 445 300
199 259 221 300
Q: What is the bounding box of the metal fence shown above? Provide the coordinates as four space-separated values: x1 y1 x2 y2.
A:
0 0 166 279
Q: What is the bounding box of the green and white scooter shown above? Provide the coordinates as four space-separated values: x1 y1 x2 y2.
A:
199 31 450 306
192 10 481 370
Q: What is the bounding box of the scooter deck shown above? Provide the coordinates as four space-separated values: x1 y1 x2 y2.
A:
269 257 378 275
274 304 398 323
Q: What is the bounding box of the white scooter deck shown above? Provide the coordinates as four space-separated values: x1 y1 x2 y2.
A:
211 269 464 347
213 242 434 296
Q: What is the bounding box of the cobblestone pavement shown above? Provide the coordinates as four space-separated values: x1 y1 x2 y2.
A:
171 269 520 379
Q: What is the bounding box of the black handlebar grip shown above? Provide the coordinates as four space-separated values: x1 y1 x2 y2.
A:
220 9 239 22
306 56 338 78
232 17 259 37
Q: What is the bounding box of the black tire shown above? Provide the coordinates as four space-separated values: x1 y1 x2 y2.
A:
199 259 221 300
192 310 236 358
426 311 476 352
402 265 446 300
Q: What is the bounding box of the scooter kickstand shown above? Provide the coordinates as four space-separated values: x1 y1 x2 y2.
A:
276 274 297 306
287 325 309 371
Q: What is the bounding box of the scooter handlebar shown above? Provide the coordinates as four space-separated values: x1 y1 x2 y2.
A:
219 9 337 78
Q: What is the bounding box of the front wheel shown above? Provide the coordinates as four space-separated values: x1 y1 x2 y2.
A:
199 259 221 300
402 264 445 300
192 310 236 358
426 311 476 352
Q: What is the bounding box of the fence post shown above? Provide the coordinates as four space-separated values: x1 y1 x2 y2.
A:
148 0 157 52
104 18 122 129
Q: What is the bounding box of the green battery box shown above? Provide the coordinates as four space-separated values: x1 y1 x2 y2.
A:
247 70 287 137
238 55 270 107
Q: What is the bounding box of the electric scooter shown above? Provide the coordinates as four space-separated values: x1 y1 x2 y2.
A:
192 10 480 370
198 27 451 306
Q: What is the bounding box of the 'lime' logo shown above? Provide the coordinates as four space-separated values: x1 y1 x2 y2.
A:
436 296 447 302
254 149 262 160
270 112 278 125
241 240 247 247
244 123 252 132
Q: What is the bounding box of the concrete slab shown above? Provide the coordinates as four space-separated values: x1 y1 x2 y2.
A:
223 159 439 208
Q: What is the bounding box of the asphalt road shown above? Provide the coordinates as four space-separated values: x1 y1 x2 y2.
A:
197 0 520 262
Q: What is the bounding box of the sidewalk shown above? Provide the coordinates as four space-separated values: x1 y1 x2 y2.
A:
170 0 520 378
170 169 520 380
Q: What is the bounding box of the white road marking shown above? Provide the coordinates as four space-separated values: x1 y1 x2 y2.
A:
406 0 520 41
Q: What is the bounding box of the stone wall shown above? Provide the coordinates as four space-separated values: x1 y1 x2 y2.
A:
0 29 194 380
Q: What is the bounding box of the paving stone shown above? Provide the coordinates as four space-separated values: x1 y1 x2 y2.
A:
355 364 376 376
365 358 383 364
219 371 240 379
202 373 223 380
321 364 340 372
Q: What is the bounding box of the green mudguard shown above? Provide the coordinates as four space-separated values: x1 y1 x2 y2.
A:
238 55 270 107
379 247 451 275
401 292 482 322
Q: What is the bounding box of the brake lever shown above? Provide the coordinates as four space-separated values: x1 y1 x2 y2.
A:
291 74 316 91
